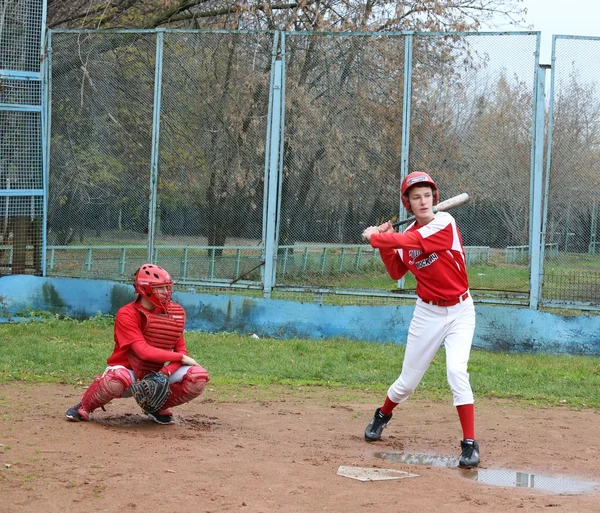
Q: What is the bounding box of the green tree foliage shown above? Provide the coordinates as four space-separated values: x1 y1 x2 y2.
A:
46 1 534 250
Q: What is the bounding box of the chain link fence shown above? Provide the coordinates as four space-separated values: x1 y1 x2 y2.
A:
0 0 45 276
410 33 538 302
0 26 588 310
544 36 600 306
48 32 156 278
278 33 406 291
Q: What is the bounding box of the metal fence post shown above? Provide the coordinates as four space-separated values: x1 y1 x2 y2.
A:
529 62 547 310
147 30 165 263
397 32 413 291
263 58 283 298
42 17 50 276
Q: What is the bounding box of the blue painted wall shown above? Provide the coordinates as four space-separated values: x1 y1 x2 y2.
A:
0 275 598 355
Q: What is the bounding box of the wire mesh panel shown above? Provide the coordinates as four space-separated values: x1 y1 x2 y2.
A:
0 77 42 105
0 110 43 189
0 195 43 274
154 31 273 282
544 37 600 305
410 33 538 299
0 0 45 277
0 0 44 73
279 33 406 290
48 32 157 278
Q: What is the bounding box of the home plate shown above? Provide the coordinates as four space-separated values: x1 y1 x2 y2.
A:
337 466 419 482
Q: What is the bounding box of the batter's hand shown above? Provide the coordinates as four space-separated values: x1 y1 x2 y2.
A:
377 220 394 234
362 226 379 242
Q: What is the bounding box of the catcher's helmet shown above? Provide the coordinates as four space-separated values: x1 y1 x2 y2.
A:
401 171 439 210
134 263 173 309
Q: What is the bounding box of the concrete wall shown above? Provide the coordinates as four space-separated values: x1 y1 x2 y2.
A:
0 275 598 355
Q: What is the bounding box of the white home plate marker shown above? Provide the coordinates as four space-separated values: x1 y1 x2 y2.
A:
337 466 419 482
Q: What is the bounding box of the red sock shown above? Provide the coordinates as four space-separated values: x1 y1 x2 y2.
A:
380 396 399 416
456 403 475 440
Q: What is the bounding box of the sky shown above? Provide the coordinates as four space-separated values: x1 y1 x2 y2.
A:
519 0 600 64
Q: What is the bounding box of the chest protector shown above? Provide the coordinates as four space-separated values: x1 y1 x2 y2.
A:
129 302 186 379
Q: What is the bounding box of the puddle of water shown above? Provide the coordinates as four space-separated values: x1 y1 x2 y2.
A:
375 452 599 494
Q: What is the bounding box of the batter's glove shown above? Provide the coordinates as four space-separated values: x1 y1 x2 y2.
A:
130 371 170 414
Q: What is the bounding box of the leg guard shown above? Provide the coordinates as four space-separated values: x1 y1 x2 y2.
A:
81 366 134 414
161 365 209 410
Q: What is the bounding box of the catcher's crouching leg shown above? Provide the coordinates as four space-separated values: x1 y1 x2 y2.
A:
80 367 133 417
161 365 209 411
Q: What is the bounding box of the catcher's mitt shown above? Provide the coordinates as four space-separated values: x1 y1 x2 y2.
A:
130 371 170 414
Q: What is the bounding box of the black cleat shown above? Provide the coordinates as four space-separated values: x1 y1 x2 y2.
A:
459 439 480 468
147 411 175 425
65 402 89 422
364 407 392 442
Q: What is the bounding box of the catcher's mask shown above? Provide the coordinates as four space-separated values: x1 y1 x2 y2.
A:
401 171 439 211
134 263 173 309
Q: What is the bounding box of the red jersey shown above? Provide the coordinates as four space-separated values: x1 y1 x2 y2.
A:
369 212 469 303
106 301 187 376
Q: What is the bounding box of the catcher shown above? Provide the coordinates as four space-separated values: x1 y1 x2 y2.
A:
65 263 209 425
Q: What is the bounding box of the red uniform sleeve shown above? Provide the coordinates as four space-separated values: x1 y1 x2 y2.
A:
370 230 423 250
369 230 423 280
377 247 409 280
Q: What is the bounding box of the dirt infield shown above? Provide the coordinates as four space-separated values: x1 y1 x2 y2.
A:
1 383 599 513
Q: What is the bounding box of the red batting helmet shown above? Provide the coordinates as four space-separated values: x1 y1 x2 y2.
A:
134 263 173 309
401 171 439 210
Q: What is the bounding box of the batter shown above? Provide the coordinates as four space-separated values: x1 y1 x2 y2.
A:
361 171 479 468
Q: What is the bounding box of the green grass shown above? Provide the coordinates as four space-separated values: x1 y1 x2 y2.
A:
1 315 599 408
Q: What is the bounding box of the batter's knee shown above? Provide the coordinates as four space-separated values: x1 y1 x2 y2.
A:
388 372 421 403
446 363 469 385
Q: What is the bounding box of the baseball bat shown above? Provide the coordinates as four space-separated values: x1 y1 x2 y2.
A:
392 192 470 228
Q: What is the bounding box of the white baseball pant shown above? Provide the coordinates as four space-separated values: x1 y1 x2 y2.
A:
387 296 476 406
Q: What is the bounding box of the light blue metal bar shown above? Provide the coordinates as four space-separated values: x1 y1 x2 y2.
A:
183 247 190 279
551 34 600 42
590 202 598 254
147 31 165 263
48 244 260 250
540 36 558 290
263 59 283 298
85 249 93 272
40 0 49 67
397 32 413 290
0 104 43 112
338 248 346 273
261 31 280 278
274 33 286 253
302 246 309 271
354 247 362 271
528 35 541 264
283 30 537 38
0 70 42 79
119 248 127 275
233 249 241 278
49 28 274 35
282 247 289 275
400 32 413 218
529 61 546 310
209 248 216 279
0 189 44 196
42 29 52 277
319 248 327 275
